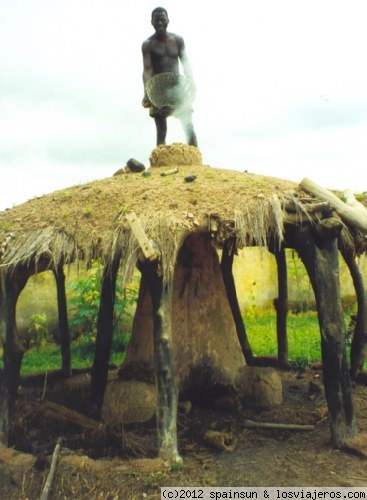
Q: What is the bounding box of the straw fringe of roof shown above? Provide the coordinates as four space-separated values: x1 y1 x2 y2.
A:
0 227 80 275
234 193 285 249
109 198 288 283
111 212 195 284
1 193 345 279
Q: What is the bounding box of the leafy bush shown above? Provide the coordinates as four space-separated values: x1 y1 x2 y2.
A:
67 261 102 340
67 261 139 353
27 313 49 351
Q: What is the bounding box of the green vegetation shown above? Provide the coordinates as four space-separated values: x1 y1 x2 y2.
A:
19 338 127 375
27 313 49 351
0 252 363 375
245 311 321 366
67 260 139 348
0 261 139 375
204 172 215 180
245 310 363 369
82 206 94 216
0 308 361 375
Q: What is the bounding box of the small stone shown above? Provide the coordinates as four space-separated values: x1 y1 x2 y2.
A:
184 175 197 183
113 167 126 176
126 158 145 173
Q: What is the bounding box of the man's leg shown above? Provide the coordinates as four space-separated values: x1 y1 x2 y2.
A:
154 116 167 145
179 112 198 147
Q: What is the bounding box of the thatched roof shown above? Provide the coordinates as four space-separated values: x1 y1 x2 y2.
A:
0 145 357 281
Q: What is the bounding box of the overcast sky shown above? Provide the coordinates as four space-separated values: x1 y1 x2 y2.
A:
1 0 366 210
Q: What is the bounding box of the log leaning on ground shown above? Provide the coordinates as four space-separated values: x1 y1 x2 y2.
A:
39 437 62 500
12 399 124 455
300 178 367 233
243 419 314 432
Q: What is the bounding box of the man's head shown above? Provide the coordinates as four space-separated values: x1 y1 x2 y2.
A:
151 7 169 34
151 7 168 20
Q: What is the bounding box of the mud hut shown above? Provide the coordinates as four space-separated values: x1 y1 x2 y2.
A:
0 143 366 464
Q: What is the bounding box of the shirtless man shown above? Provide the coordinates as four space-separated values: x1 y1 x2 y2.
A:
142 7 198 147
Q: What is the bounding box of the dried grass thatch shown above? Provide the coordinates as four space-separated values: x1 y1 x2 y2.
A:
0 147 354 279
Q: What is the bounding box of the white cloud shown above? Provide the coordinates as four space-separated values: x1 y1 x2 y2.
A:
1 0 367 210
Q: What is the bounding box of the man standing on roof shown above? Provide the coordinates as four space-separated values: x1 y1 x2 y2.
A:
142 7 198 147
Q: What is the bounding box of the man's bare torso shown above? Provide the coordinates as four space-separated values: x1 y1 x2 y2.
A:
147 33 181 74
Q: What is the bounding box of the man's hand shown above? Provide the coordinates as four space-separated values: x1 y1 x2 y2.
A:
142 95 151 108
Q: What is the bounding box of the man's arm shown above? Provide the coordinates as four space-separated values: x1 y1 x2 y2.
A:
142 40 153 106
142 39 154 84
177 36 194 81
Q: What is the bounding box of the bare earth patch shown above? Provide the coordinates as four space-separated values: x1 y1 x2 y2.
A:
1 368 366 499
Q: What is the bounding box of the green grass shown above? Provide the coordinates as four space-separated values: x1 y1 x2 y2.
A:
245 311 365 369
0 311 359 374
20 344 63 374
0 331 129 375
245 311 322 365
19 343 127 376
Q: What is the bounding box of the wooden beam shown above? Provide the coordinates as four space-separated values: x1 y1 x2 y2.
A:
160 167 179 177
300 177 367 233
125 212 158 261
243 419 314 431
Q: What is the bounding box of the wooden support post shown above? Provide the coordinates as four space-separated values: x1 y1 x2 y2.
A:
339 242 367 380
91 256 120 408
221 239 254 365
287 220 357 445
273 245 289 368
53 264 71 377
0 269 29 446
143 260 181 465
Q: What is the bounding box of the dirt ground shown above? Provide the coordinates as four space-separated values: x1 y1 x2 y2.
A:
1 367 367 500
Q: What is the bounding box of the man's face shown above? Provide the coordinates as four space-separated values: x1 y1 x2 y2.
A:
152 12 169 34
